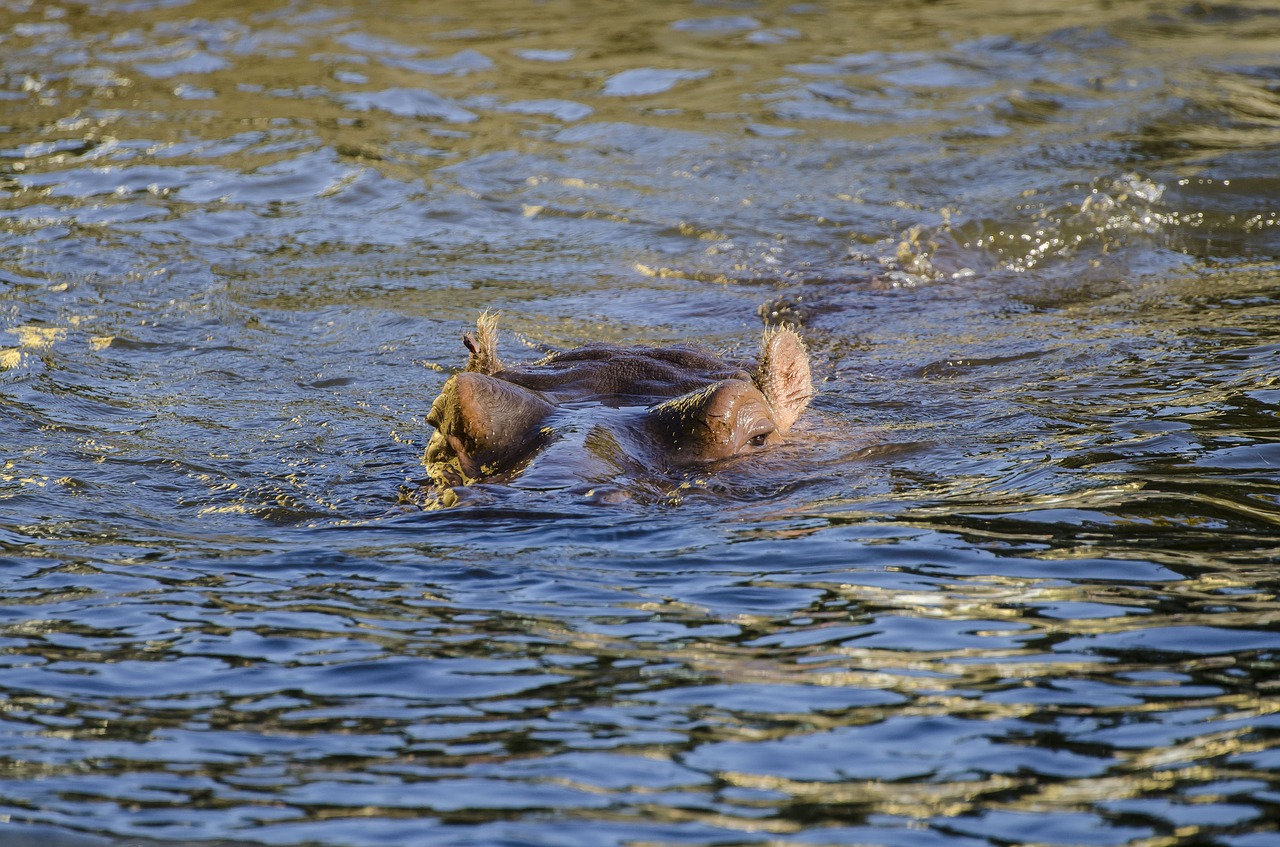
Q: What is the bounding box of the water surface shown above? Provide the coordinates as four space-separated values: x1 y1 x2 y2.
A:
2 1 1279 845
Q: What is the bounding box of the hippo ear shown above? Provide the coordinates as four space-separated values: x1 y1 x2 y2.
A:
752 327 812 432
426 372 552 480
462 311 502 375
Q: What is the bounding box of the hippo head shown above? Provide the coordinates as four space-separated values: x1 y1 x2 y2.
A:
421 313 812 505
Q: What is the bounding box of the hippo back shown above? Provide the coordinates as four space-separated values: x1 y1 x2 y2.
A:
495 344 752 403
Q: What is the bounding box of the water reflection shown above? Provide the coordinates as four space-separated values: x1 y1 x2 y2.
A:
3 0 1280 844
4 518 1277 844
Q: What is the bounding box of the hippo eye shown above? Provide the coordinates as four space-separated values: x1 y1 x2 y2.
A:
746 421 776 449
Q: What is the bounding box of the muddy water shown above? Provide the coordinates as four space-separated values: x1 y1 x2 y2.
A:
2 0 1279 845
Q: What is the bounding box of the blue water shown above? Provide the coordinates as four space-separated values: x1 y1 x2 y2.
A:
2 1 1279 845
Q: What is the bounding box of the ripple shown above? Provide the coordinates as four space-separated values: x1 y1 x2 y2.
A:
383 49 494 76
337 87 478 122
136 50 230 78
671 16 761 34
602 68 712 97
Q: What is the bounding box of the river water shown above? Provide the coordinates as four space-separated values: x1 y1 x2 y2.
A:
2 1 1279 845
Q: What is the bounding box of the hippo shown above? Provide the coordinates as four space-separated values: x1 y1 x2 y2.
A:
417 313 813 506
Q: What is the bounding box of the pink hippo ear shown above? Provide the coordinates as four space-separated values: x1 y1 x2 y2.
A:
752 327 812 433
425 372 553 481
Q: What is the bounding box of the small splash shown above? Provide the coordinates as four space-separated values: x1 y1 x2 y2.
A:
894 173 1174 280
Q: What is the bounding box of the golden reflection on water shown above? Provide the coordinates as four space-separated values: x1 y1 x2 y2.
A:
9 0 1276 186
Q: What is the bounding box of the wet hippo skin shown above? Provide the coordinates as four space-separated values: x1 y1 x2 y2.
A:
421 313 813 505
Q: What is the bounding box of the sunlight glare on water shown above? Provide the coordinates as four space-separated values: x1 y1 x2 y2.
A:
1 0 1279 845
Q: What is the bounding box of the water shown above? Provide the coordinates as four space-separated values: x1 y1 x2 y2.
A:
2 0 1279 844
